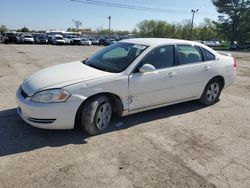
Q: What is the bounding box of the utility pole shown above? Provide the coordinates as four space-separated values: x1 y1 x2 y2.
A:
108 16 111 38
190 9 198 40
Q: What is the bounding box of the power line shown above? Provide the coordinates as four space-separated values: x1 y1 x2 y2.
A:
70 0 190 14
118 0 213 7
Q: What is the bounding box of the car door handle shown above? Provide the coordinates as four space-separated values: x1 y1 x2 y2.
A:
204 66 211 71
168 72 176 77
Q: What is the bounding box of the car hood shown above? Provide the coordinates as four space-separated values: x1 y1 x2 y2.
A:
22 61 113 96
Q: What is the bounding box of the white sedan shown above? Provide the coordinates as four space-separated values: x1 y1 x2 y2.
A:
21 35 35 44
16 38 236 135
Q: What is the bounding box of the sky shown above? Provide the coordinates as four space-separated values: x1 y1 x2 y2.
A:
0 0 219 31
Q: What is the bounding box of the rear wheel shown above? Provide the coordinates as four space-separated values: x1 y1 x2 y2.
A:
81 95 112 135
199 78 222 105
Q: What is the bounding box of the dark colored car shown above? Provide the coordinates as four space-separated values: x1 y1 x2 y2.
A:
35 35 48 44
241 42 250 50
71 38 82 45
47 35 54 44
230 42 250 50
3 32 21 44
99 38 112 46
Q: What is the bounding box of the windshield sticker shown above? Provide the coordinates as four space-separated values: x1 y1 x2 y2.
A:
132 45 146 50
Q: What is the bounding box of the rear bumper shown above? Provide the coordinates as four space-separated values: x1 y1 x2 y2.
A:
16 89 82 129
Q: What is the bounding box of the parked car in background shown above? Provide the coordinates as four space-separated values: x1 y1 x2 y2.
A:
99 38 112 46
70 35 82 45
35 35 48 44
47 35 54 44
32 33 40 41
52 35 65 45
16 38 236 135
21 34 35 44
63 35 71 45
230 41 250 50
90 38 99 45
3 32 21 44
81 38 92 46
241 42 250 50
109 38 117 44
211 40 221 47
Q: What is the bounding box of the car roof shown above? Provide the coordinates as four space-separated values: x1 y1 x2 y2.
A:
121 38 202 47
120 38 218 55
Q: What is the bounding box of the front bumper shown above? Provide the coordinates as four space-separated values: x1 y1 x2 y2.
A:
23 40 34 43
16 89 82 129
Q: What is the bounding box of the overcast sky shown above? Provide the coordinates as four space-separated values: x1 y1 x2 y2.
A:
1 0 219 31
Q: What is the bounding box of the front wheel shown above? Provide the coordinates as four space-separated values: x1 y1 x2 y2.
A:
199 78 222 105
81 95 112 135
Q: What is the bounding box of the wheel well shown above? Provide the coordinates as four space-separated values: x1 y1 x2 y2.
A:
74 92 124 129
212 76 225 89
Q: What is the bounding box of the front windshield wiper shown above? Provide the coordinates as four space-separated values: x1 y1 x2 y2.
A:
82 60 109 72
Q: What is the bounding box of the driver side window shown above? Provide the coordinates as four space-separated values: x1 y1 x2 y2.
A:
135 45 174 72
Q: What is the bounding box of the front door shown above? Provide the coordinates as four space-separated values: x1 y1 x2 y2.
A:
129 45 180 111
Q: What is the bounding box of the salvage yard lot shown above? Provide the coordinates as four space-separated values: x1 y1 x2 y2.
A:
0 44 250 188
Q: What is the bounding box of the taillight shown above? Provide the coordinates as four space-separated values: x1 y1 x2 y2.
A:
233 57 237 69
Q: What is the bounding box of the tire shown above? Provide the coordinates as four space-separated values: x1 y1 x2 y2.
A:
199 78 222 106
81 95 112 135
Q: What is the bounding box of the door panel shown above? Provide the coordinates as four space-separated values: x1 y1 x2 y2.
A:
129 69 179 110
128 44 213 111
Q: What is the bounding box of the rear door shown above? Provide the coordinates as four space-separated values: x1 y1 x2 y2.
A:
172 45 212 99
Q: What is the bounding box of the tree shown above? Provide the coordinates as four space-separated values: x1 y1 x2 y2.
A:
136 20 172 38
67 27 77 32
212 0 250 43
18 27 29 32
173 20 192 39
72 20 82 31
197 18 218 40
135 18 219 40
0 25 8 34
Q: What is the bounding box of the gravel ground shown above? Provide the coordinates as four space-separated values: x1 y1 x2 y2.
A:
0 44 250 188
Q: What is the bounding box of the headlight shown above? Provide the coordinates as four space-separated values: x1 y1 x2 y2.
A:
31 89 71 103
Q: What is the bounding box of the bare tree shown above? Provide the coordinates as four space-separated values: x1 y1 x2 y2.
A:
72 20 82 31
96 25 103 36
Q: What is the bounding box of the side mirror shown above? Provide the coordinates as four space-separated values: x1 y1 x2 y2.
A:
139 64 156 73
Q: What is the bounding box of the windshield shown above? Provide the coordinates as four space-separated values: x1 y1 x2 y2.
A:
38 36 47 39
84 42 147 73
56 36 63 40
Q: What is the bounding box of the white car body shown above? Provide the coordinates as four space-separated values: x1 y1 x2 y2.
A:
81 38 92 46
16 38 236 130
22 35 34 43
63 37 71 45
52 34 65 45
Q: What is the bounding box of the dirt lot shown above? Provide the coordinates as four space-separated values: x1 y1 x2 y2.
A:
0 44 250 188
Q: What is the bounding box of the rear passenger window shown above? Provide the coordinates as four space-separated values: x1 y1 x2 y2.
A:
202 48 215 61
177 45 203 64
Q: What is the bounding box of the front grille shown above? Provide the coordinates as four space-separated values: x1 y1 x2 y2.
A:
20 87 28 99
27 117 56 124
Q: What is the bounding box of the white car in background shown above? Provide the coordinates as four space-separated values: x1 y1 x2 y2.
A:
16 38 236 135
63 35 71 45
52 34 65 45
81 38 92 46
21 34 35 44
